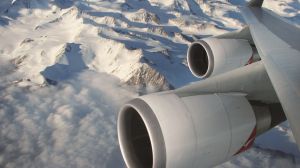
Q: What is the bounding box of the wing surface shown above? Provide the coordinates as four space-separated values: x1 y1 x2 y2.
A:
241 6 300 146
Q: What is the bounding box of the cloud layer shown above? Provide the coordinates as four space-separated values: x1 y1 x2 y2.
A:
0 60 136 168
0 60 300 168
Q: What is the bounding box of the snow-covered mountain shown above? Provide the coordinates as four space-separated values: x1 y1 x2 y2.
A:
0 0 300 167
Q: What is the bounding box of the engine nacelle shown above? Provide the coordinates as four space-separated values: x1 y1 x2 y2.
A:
118 93 262 168
187 38 253 78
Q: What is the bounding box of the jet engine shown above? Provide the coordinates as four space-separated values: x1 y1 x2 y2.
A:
118 92 283 168
187 38 254 78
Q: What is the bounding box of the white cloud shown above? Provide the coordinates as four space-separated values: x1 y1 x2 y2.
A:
0 60 136 168
218 146 300 168
1 59 300 168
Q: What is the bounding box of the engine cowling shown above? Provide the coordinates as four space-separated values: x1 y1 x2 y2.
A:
118 93 264 168
187 38 253 79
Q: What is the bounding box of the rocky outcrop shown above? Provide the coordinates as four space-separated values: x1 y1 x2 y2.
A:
126 64 172 90
128 9 160 24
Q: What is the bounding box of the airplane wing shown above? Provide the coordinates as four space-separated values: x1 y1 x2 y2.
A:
241 2 300 146
118 1 300 167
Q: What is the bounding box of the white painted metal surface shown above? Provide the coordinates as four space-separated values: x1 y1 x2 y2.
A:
117 1 300 167
175 61 278 103
187 38 253 78
241 6 300 147
118 93 257 168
